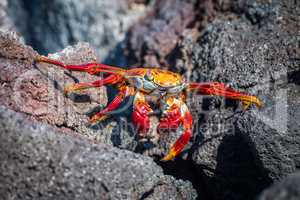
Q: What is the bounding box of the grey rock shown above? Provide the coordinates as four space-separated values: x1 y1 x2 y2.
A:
259 172 300 200
0 31 137 151
236 83 300 180
190 20 298 87
176 0 300 199
2 0 299 199
7 0 148 63
124 0 197 67
190 98 272 200
0 105 197 200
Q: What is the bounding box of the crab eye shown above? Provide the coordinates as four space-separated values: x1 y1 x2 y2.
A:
145 71 154 81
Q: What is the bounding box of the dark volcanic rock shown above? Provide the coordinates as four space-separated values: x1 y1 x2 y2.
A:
259 172 300 200
189 21 299 87
236 83 300 180
189 99 272 200
124 0 197 67
118 1 299 199
0 106 197 199
172 0 299 200
1 0 299 199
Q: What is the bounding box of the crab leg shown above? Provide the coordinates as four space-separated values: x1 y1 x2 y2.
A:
35 56 125 75
64 74 122 94
132 91 153 135
187 82 262 110
90 86 134 123
158 96 192 161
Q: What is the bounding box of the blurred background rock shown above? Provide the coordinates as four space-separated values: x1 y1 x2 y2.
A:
6 0 152 65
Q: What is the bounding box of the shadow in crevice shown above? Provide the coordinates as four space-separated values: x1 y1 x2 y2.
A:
288 69 300 85
157 157 213 200
198 133 273 200
168 94 274 200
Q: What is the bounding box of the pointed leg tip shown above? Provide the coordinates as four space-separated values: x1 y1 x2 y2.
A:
256 98 263 108
161 149 177 162
63 85 78 94
160 155 173 162
63 87 71 94
89 115 108 124
34 55 48 63
242 96 262 110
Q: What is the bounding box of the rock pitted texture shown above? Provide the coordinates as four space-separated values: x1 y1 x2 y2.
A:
1 0 300 199
259 172 300 200
0 105 197 199
120 0 300 199
124 0 197 67
186 1 299 199
0 30 175 158
0 31 137 150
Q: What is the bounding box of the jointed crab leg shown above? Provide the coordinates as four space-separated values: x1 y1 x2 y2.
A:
35 56 125 75
34 56 131 123
132 91 153 135
90 86 132 123
188 82 262 109
158 96 193 161
161 111 192 161
64 74 122 94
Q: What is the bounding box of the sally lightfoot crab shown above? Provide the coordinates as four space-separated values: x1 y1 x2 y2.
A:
35 56 262 161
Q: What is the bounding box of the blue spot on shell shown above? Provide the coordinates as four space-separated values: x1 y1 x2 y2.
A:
143 79 157 91
132 77 143 89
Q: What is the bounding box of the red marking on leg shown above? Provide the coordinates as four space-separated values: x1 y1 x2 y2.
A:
90 87 127 123
183 112 193 130
64 74 123 93
35 56 125 75
188 82 262 109
157 107 181 132
132 102 152 135
161 110 193 161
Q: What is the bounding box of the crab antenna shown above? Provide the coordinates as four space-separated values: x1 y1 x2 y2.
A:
35 56 126 76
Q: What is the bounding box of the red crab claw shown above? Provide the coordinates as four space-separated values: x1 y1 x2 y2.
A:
187 82 262 109
132 92 153 136
158 99 193 161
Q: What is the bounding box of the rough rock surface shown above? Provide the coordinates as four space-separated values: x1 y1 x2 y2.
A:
1 0 300 199
0 31 137 150
124 0 197 68
259 172 300 200
0 30 171 163
184 1 300 199
0 106 197 199
120 0 300 199
123 0 255 69
189 19 299 200
188 1 299 199
7 0 149 63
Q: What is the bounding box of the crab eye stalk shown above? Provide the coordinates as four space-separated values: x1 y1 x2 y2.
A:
145 70 154 81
